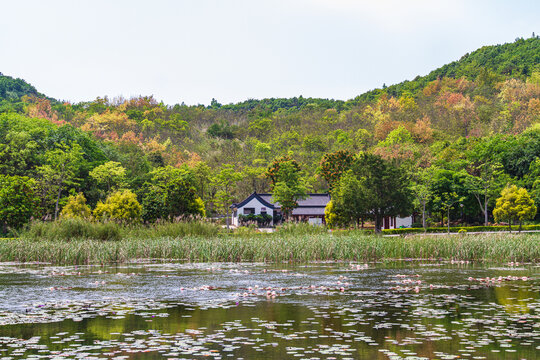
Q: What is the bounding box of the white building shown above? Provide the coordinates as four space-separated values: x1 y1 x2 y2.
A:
230 192 413 229
230 192 330 227
382 215 414 229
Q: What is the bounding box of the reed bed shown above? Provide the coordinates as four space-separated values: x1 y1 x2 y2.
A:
20 218 220 241
0 232 538 264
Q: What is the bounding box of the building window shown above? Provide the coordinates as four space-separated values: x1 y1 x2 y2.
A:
243 208 255 215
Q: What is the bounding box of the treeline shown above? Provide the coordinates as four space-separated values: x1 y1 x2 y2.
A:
0 37 539 233
1 111 538 234
320 149 537 232
0 112 210 233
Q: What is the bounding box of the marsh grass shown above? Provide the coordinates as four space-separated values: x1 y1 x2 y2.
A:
22 219 122 241
274 222 332 235
1 231 538 264
20 218 220 241
124 221 220 238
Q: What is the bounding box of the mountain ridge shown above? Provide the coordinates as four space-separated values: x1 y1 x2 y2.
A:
1 37 539 110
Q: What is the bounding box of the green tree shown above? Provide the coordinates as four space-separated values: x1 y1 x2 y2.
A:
352 153 413 233
60 193 92 219
240 164 268 196
319 150 355 191
410 167 436 230
89 161 127 196
212 164 242 228
523 157 540 216
330 170 367 227
94 189 142 223
493 185 537 231
141 166 205 222
379 125 413 146
37 143 83 220
270 160 310 220
0 175 39 232
465 161 508 226
265 155 301 187
428 168 475 225
207 120 235 139
324 200 342 229
433 192 464 233
192 161 212 203
500 129 540 178
0 130 39 176
248 118 272 137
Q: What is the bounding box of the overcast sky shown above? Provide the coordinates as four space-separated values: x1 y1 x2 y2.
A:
1 0 538 105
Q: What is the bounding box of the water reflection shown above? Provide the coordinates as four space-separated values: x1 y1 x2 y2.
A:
0 261 538 359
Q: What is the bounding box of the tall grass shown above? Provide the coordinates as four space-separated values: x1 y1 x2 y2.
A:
1 232 538 264
20 218 220 241
274 222 332 235
123 221 220 238
22 219 122 241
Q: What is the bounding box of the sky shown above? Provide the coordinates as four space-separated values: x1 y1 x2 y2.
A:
1 0 539 105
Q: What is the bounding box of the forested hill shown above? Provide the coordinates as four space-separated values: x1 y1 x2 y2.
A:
356 36 540 102
0 36 539 222
0 73 42 100
2 37 538 112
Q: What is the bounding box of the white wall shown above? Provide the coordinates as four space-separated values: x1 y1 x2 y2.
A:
231 197 274 227
394 216 413 228
382 216 413 229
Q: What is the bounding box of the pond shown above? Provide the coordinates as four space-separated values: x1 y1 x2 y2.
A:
0 261 538 359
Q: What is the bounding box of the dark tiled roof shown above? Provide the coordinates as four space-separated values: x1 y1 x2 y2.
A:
240 193 330 210
297 194 331 207
291 207 326 216
258 194 274 205
231 192 277 209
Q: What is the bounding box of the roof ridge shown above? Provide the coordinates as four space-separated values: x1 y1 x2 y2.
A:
256 193 329 195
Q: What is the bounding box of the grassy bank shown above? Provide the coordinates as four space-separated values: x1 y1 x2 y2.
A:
0 232 538 264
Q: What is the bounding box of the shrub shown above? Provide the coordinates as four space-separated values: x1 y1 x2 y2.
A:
61 193 92 219
94 190 142 223
238 213 272 227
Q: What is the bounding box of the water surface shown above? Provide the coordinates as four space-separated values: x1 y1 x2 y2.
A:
0 261 538 359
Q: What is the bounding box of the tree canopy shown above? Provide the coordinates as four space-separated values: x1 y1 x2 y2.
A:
493 185 537 231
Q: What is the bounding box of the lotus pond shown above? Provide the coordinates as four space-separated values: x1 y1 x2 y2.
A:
0 260 538 359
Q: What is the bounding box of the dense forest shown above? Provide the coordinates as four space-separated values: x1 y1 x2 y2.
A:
0 36 539 232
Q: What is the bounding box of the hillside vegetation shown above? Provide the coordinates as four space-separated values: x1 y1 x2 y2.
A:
0 36 539 232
